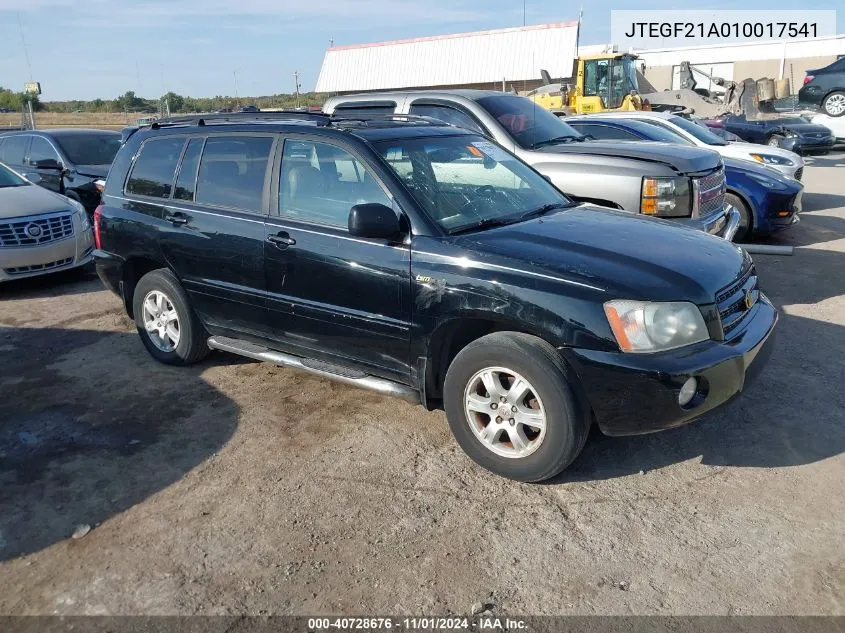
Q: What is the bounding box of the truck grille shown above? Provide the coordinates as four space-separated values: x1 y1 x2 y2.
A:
0 211 75 248
717 263 759 338
695 168 726 217
4 257 74 276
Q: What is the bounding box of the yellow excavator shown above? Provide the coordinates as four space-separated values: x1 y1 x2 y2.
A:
527 53 648 114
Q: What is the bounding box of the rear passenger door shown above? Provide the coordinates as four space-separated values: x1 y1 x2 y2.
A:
127 133 276 339
264 136 412 381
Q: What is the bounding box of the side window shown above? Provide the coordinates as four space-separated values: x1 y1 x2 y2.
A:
173 138 204 201
28 136 60 164
574 124 639 141
279 140 392 228
409 104 485 134
126 136 185 199
195 135 274 212
333 102 396 117
0 136 29 166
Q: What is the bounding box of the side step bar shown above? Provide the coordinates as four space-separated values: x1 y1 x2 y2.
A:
207 336 420 405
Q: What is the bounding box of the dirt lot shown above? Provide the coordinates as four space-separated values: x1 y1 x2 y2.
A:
1 156 843 616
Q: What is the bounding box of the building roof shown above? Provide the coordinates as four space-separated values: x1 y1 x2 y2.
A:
315 22 579 93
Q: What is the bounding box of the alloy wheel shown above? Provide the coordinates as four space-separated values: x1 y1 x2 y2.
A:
141 290 181 352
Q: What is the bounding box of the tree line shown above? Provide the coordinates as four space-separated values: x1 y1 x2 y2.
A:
0 88 324 114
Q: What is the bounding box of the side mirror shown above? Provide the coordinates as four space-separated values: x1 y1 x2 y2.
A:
348 203 401 239
32 158 62 171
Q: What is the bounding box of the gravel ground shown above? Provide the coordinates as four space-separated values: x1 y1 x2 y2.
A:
0 157 843 616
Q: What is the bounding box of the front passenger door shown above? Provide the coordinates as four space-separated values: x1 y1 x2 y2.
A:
26 136 64 193
264 137 412 381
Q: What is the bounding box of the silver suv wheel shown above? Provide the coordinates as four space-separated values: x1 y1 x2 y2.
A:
463 366 547 459
142 290 181 352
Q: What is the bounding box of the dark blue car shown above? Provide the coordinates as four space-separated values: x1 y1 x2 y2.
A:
709 114 834 155
567 117 803 242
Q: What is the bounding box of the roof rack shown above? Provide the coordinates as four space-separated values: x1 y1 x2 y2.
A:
149 110 331 129
330 113 455 127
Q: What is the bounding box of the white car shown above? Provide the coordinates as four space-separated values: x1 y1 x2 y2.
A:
573 111 805 181
0 161 94 282
809 113 845 144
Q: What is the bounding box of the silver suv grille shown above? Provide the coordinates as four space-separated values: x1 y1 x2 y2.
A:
717 263 759 338
0 211 75 248
695 168 726 217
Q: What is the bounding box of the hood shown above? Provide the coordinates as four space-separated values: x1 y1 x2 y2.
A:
724 142 800 161
0 184 74 219
777 123 832 137
533 140 721 175
74 164 110 178
456 204 746 305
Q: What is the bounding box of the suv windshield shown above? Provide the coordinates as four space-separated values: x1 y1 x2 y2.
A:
668 116 727 146
53 133 121 165
0 163 28 188
476 95 584 149
374 134 573 234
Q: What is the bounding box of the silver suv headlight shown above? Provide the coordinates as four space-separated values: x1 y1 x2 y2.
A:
604 300 709 353
750 153 794 166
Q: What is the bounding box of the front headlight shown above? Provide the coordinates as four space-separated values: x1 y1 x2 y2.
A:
641 177 691 218
66 197 90 230
604 300 709 353
747 171 788 190
750 153 793 166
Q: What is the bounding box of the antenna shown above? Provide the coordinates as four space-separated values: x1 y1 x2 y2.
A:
16 13 33 81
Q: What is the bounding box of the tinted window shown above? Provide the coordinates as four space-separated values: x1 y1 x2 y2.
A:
0 162 28 188
28 136 60 164
571 123 640 141
476 95 583 149
126 136 186 198
664 116 727 146
173 138 204 201
0 135 28 165
279 140 391 228
195 136 273 212
53 133 121 165
409 104 485 134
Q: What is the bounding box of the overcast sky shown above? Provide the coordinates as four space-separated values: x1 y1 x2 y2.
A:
1 0 843 101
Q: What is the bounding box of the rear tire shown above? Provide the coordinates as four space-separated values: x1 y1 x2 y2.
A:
726 192 753 243
443 332 590 482
132 269 209 366
822 91 845 117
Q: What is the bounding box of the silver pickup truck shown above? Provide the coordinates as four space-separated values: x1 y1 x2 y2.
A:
323 90 739 240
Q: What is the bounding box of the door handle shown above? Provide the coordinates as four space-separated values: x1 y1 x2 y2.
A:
165 212 188 225
267 232 296 248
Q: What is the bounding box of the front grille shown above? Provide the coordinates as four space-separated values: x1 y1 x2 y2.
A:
717 263 759 338
4 257 74 276
794 167 803 181
0 211 75 247
695 168 726 217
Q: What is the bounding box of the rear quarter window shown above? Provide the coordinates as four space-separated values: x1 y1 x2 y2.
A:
126 136 186 199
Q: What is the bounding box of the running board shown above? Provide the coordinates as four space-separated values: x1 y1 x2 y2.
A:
207 336 420 404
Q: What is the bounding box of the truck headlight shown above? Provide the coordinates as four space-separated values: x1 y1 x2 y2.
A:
604 300 709 353
750 153 794 166
641 177 691 218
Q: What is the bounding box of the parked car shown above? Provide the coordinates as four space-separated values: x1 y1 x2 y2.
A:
239 105 260 113
568 110 804 181
94 113 776 482
0 161 94 282
323 91 738 240
808 113 845 144
0 129 121 216
701 126 743 143
798 56 845 117
705 114 834 155
565 117 803 242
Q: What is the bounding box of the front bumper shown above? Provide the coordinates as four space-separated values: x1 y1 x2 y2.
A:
756 189 802 234
563 294 778 436
677 205 740 242
781 136 835 154
0 217 94 283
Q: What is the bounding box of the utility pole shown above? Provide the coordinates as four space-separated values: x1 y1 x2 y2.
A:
294 71 301 109
233 70 240 108
523 0 526 26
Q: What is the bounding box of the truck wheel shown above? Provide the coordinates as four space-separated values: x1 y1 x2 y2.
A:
726 193 753 243
132 269 210 366
443 332 589 482
766 134 784 147
822 91 845 117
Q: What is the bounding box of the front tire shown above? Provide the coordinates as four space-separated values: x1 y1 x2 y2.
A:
726 192 753 243
766 133 784 148
443 332 589 482
822 91 845 117
132 269 210 365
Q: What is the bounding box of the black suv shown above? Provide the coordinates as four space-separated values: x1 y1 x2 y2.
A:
799 57 845 117
0 129 121 215
93 112 777 481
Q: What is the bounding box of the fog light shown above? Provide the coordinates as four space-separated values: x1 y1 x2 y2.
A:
678 377 698 407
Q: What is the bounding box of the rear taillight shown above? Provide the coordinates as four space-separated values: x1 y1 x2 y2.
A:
93 204 103 249
803 75 815 86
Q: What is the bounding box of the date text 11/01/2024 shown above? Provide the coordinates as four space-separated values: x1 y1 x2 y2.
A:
307 617 527 630
623 22 818 38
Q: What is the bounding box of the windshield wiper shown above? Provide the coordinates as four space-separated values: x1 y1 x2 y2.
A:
519 202 569 221
532 136 578 149
449 217 516 235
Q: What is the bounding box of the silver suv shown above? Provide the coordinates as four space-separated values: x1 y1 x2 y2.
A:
323 91 739 240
